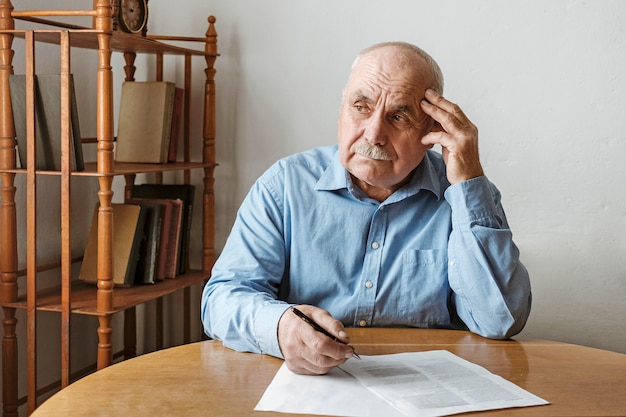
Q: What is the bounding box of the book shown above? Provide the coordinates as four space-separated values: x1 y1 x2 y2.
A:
125 199 164 284
130 184 194 275
125 197 184 280
9 74 85 171
115 81 176 164
167 87 184 162
164 199 184 278
79 203 147 287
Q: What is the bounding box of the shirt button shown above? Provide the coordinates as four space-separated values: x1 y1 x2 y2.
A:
365 280 373 289
371 241 380 249
358 320 367 327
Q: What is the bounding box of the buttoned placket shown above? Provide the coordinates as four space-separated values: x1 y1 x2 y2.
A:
354 205 387 327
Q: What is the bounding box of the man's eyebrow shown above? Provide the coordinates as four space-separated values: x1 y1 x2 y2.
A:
350 91 373 104
392 104 419 118
349 93 415 115
395 104 411 113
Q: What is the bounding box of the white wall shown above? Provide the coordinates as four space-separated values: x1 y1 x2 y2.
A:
3 0 626 413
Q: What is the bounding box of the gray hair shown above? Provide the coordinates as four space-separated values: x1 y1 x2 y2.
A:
352 41 444 94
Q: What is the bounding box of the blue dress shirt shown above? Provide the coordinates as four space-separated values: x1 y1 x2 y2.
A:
201 145 531 358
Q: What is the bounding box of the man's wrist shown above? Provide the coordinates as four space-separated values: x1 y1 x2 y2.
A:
255 302 292 358
444 176 497 226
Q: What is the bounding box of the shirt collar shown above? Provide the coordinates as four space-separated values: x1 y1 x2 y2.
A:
314 147 351 192
315 147 446 201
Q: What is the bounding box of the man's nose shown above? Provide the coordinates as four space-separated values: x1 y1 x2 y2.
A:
363 112 389 146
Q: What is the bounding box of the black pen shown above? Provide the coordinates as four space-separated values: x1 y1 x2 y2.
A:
290 306 360 359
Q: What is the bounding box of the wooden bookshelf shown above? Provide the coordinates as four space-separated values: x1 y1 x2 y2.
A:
0 1 218 415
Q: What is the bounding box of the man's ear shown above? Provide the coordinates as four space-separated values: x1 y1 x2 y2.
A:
430 119 444 133
423 115 442 133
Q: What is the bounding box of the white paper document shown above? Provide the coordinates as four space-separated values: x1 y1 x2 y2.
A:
255 350 548 417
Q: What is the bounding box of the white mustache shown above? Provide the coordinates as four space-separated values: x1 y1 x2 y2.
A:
354 144 392 161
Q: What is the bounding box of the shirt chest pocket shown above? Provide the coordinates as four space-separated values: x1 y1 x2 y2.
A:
399 249 451 325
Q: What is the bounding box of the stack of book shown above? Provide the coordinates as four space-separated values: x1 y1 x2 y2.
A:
114 81 184 164
79 184 194 286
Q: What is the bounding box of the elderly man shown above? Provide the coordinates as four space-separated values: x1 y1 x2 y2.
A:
201 41 531 375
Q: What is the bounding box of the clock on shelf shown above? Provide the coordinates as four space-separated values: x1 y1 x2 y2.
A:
113 0 149 36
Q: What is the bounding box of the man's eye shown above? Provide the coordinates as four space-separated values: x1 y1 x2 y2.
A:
354 104 366 112
392 114 406 122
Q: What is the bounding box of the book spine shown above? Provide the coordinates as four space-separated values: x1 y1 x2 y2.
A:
124 206 147 286
167 87 184 162
165 200 183 278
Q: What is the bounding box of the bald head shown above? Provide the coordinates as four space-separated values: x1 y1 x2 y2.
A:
350 42 444 95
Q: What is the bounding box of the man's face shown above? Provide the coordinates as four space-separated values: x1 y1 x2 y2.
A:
338 47 435 195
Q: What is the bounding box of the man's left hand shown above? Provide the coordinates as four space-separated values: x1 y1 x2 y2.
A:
420 89 484 184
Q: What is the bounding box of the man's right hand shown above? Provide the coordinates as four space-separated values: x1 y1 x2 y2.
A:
277 304 354 375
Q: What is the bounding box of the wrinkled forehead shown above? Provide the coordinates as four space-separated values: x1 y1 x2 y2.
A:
345 47 433 101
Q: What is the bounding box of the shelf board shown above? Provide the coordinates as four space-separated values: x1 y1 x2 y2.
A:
3 271 207 316
82 161 216 176
3 27 213 56
0 161 217 176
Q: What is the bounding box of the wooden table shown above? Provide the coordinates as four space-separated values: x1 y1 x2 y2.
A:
31 328 626 416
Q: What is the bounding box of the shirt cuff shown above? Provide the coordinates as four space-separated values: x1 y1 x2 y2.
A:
444 176 498 226
255 301 292 358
